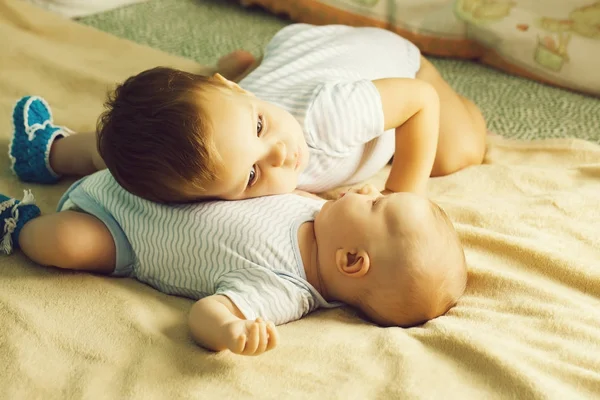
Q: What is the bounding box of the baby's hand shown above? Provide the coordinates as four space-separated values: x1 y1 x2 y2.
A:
222 318 279 356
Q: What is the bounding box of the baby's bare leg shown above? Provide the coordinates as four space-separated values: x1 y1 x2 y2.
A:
18 211 115 273
216 50 257 82
416 56 487 177
49 132 105 177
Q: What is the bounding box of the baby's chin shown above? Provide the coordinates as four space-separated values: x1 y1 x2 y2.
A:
297 141 310 172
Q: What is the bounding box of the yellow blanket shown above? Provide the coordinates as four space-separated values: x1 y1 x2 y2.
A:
1 1 599 398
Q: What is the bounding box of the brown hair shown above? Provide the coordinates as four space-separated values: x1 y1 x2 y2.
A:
96 67 228 203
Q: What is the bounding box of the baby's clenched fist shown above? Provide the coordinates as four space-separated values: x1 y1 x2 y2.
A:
223 318 279 356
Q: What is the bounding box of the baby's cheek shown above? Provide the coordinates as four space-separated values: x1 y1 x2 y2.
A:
264 178 295 196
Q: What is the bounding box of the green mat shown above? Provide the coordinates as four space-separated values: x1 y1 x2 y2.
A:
78 0 600 142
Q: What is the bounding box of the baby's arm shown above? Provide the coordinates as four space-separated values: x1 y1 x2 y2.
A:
188 295 279 356
372 78 440 195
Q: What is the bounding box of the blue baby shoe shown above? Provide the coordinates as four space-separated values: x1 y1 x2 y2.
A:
9 96 71 184
0 190 41 255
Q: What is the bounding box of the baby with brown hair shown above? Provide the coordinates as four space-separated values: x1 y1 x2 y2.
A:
94 69 229 202
10 24 486 203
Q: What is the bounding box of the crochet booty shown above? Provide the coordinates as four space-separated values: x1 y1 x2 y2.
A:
9 96 70 184
0 190 41 254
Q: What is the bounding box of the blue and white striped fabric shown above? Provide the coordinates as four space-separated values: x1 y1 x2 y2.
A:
57 170 340 325
239 23 422 192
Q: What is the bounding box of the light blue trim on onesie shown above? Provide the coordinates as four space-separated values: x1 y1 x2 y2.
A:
57 177 135 277
288 215 342 309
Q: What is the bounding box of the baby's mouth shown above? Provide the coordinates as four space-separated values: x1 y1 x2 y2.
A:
294 146 303 171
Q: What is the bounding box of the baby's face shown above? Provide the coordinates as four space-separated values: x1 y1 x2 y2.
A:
314 185 435 276
315 185 464 326
196 84 309 200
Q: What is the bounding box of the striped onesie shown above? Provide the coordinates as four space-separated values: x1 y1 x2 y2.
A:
239 23 422 192
58 170 340 325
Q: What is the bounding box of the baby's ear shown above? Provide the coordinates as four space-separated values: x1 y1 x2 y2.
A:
212 73 253 95
335 249 370 278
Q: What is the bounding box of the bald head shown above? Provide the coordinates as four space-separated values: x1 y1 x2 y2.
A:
360 195 467 327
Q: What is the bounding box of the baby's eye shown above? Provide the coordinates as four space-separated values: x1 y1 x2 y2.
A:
257 114 264 136
248 165 258 187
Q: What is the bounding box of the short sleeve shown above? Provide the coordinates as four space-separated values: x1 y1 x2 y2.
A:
216 268 314 325
304 79 385 157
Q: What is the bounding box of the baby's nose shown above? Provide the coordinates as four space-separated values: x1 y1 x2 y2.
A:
356 184 380 196
341 184 380 199
267 141 287 167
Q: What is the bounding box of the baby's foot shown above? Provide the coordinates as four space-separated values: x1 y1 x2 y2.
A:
216 50 256 81
0 190 40 254
9 96 71 184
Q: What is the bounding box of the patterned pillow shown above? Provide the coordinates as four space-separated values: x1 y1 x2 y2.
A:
240 0 600 96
